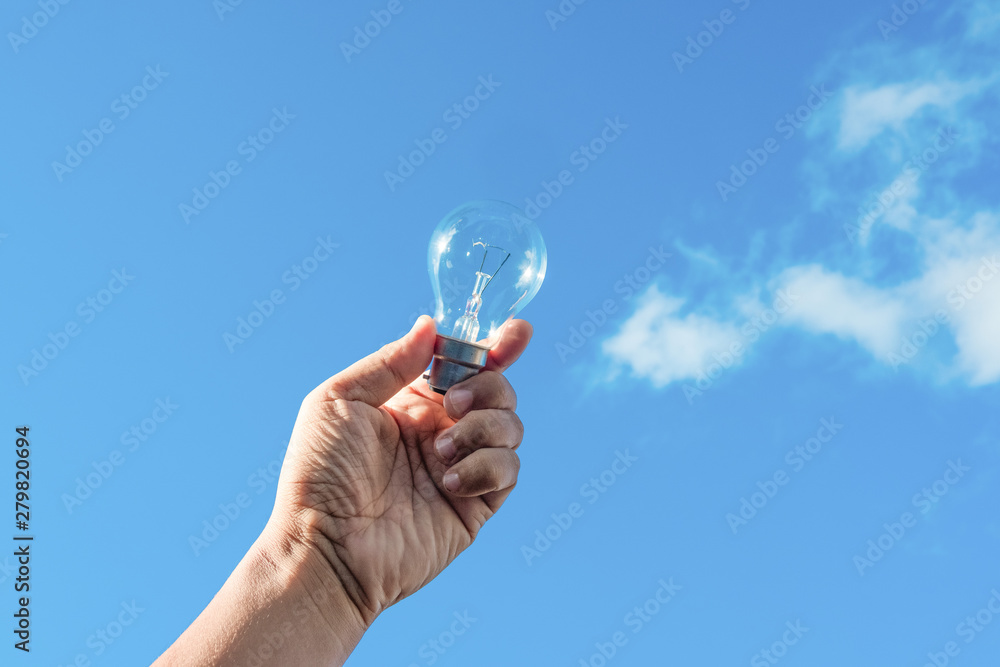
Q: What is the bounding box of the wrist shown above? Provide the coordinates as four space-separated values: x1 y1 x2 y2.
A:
154 514 372 667
253 516 372 661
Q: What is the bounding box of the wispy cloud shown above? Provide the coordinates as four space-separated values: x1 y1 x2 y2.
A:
837 80 976 151
600 2 1000 391
773 265 908 357
602 287 741 387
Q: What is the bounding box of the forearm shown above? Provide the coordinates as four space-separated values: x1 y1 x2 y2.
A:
153 519 369 666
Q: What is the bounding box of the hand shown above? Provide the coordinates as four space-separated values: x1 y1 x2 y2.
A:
273 315 533 627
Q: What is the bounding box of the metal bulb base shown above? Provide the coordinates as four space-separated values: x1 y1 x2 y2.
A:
427 334 489 394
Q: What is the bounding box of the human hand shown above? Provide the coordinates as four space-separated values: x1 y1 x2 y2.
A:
271 315 533 628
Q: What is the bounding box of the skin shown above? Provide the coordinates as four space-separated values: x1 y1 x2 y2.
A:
154 315 532 666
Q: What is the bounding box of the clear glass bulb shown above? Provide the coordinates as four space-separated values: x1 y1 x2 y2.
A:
425 200 546 392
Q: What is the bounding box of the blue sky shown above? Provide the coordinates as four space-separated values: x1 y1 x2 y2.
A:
3 0 1000 665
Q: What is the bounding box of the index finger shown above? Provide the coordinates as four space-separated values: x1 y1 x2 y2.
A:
408 319 533 401
483 320 533 373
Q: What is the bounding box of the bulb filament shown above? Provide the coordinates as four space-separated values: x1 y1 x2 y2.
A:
452 242 510 342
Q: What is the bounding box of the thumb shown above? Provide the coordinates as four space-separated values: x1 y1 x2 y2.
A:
323 315 437 407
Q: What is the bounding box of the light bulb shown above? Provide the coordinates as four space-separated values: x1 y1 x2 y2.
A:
426 200 547 393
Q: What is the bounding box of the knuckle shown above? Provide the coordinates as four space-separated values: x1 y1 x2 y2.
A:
510 413 524 441
458 411 521 451
464 451 518 493
509 450 521 475
476 371 515 408
473 416 499 448
503 378 517 410
485 457 507 489
453 416 488 450
499 452 519 489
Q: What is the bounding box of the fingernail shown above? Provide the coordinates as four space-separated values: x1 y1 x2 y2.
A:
448 389 473 415
436 435 456 462
443 472 460 492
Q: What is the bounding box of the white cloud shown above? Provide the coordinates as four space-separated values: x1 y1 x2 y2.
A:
953 288 1000 385
880 179 921 233
838 80 973 150
772 265 908 358
909 215 1000 383
600 4 1000 391
602 286 741 387
603 264 909 386
601 217 1000 389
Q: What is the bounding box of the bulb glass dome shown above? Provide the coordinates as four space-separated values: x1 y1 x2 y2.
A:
428 201 547 346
